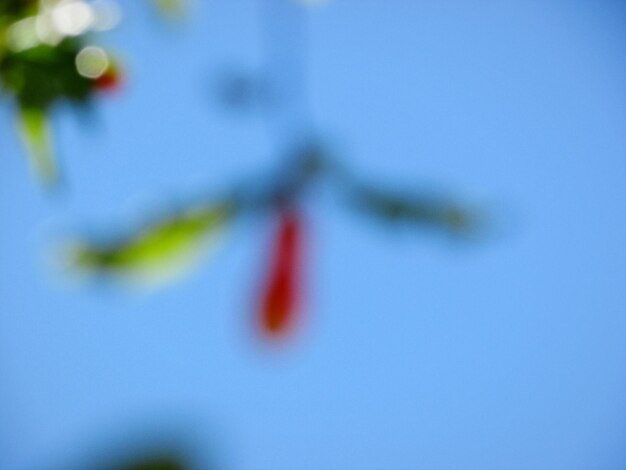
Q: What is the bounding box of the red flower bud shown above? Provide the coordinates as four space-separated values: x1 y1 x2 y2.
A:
258 208 303 339
95 67 121 92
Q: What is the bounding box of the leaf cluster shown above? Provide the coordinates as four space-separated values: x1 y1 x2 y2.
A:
1 38 96 109
0 0 37 18
70 144 480 280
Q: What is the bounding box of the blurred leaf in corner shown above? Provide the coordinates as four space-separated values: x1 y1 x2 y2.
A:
116 454 187 470
68 201 236 286
0 1 122 187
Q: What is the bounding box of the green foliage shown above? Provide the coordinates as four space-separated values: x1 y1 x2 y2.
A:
71 202 235 281
350 184 475 233
17 106 57 183
0 0 118 186
0 0 37 18
152 0 186 19
1 38 95 109
66 146 480 286
117 455 187 470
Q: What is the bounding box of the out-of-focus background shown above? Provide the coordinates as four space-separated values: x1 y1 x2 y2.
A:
2 1 626 469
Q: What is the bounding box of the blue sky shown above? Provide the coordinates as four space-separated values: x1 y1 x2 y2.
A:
2 1 626 469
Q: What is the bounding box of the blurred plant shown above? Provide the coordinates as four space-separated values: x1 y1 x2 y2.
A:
0 0 121 186
70 201 234 285
0 0 484 343
117 454 187 470
68 143 481 340
151 0 186 20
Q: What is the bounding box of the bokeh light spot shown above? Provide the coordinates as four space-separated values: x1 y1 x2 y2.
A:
75 46 110 79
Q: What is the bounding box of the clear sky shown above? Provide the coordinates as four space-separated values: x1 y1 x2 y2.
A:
2 1 626 469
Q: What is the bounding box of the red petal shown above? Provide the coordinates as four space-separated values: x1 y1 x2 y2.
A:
259 209 302 338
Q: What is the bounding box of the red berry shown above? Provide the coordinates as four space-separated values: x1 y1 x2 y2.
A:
95 69 121 92
258 208 303 339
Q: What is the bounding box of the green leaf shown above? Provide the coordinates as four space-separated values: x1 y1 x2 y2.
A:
0 0 37 18
351 184 475 234
152 0 186 19
117 455 187 470
17 106 58 186
70 202 235 284
2 40 95 108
